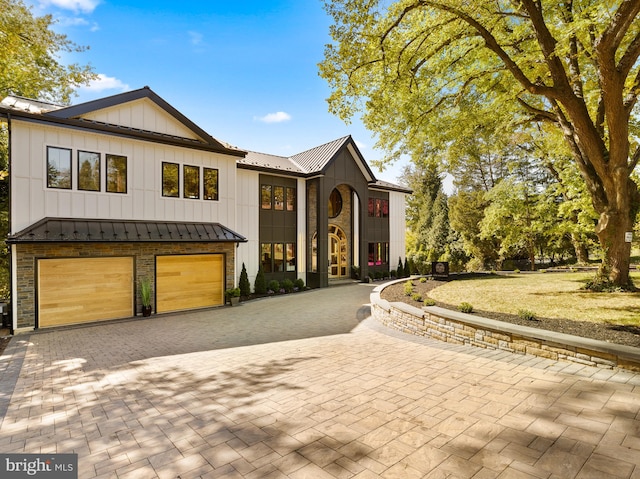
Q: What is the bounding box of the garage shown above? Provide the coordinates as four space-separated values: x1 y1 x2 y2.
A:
37 257 134 327
156 254 224 313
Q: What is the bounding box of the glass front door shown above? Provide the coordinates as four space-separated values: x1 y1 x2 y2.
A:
328 225 347 278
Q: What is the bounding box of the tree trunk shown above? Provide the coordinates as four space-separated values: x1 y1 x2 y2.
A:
570 233 589 264
594 209 634 288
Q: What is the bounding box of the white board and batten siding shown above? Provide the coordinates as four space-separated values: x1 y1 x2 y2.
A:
235 169 260 286
10 116 239 234
388 191 407 265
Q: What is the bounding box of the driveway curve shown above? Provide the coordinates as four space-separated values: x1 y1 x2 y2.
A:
0 283 639 478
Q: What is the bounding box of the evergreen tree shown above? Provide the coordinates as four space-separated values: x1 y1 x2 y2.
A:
239 263 251 297
254 264 266 294
403 258 410 278
397 257 403 278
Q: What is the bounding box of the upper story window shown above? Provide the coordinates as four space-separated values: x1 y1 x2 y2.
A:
106 154 127 194
183 165 200 199
368 197 389 217
162 162 179 197
78 150 101 191
261 185 272 209
274 186 284 210
204 168 219 200
46 146 72 189
286 187 295 211
328 188 343 218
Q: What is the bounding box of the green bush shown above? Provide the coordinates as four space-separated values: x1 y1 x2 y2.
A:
458 302 474 313
281 279 294 293
267 279 280 292
404 258 410 277
404 280 414 296
398 257 404 277
254 265 267 294
375 271 383 280
419 277 427 283
390 269 397 278
423 298 436 306
411 293 423 302
239 263 251 297
294 278 305 289
517 309 537 321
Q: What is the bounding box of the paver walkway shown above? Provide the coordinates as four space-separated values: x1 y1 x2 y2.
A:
0 283 639 478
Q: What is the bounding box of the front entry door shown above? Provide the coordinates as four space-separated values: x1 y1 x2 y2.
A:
328 225 347 278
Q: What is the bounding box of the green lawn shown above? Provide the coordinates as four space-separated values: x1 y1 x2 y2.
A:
427 272 640 326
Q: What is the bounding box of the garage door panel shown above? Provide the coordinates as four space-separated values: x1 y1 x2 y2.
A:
156 254 224 313
38 257 134 327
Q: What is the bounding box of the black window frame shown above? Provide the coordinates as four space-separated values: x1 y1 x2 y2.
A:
46 146 72 190
162 161 180 198
203 167 219 201
106 153 128 194
183 164 200 199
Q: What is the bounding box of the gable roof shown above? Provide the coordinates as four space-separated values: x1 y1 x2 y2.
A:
0 87 246 157
240 135 377 182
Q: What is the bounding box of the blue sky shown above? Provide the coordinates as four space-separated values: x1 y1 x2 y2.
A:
26 0 409 185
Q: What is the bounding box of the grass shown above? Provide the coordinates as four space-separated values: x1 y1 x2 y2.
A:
427 272 640 326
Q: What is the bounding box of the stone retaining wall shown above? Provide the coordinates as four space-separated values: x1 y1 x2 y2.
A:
371 284 640 372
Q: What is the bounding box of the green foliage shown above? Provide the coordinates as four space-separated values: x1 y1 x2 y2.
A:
397 257 403 276
517 309 537 321
225 287 240 298
419 277 426 283
139 277 152 307
411 293 422 302
458 302 474 314
254 265 267 294
267 280 280 292
403 280 413 296
389 269 397 278
294 278 305 289
423 298 436 306
403 258 410 277
0 0 96 103
280 279 294 293
239 263 251 297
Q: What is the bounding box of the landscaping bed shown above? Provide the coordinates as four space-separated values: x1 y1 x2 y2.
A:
380 278 640 348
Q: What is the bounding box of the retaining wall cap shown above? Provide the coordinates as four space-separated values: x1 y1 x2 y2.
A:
422 306 640 362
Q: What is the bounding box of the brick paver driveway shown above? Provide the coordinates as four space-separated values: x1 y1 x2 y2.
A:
0 283 639 478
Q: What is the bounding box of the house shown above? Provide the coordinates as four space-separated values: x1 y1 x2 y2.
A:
0 87 409 332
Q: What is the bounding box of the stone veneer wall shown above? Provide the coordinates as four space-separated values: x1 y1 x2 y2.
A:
371 285 640 372
15 242 236 329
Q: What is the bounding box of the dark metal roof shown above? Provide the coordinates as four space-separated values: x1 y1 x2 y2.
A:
7 218 247 244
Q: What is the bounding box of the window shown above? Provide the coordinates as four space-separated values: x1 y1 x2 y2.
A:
162 162 179 197
78 151 101 191
47 146 72 189
375 198 382 217
261 243 272 272
368 198 375 217
286 243 296 271
368 242 389 266
286 187 295 211
261 185 272 209
382 199 389 218
204 168 218 200
106 154 127 193
274 243 284 272
274 186 284 210
183 165 200 199
328 188 342 218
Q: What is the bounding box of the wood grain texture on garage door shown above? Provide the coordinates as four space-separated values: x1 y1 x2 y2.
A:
38 257 134 327
156 254 224 313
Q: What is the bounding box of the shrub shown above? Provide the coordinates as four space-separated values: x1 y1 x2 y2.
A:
267 279 280 293
458 302 474 313
517 309 537 321
390 269 397 278
375 271 383 280
513 269 521 273
419 277 427 283
281 279 294 293
423 298 436 306
254 265 267 294
411 293 423 302
368 272 374 281
239 263 251 297
404 258 410 277
398 257 404 277
404 280 414 296
294 278 305 290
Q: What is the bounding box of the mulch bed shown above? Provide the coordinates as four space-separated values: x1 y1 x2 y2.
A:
380 279 640 348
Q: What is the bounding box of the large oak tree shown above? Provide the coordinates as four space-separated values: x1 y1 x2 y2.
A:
320 0 640 288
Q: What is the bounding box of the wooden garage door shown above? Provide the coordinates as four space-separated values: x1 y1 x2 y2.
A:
38 257 134 327
156 254 224 313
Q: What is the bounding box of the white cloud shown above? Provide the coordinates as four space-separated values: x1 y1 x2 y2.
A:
38 0 100 13
188 31 203 46
80 74 129 92
355 140 367 150
255 111 292 124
